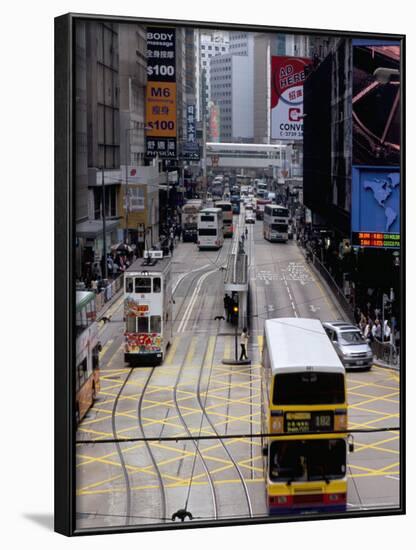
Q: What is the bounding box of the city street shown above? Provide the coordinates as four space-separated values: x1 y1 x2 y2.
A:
75 211 400 529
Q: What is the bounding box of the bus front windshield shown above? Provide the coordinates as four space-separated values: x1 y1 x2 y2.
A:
269 439 346 482
273 372 345 405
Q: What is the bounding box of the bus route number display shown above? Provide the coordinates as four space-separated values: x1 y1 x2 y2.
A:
284 411 333 433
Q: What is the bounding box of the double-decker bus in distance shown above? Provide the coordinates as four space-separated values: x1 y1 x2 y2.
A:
197 207 224 249
263 204 290 242
255 180 268 198
124 251 173 365
261 318 349 515
181 199 203 242
211 175 224 199
76 291 101 425
256 198 271 220
215 200 233 237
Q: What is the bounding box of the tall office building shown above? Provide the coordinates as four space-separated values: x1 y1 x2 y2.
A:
210 31 254 142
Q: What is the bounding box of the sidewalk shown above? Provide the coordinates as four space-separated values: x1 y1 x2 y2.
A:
297 240 400 372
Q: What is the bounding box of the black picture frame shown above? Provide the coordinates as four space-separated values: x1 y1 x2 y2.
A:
55 12 405 537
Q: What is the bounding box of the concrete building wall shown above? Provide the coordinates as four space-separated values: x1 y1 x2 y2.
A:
75 21 88 222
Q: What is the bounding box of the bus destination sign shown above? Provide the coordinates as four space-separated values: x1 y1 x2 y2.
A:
284 411 333 433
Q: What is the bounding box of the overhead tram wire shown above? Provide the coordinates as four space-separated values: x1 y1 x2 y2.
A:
76 426 400 445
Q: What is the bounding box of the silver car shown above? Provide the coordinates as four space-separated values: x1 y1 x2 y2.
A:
322 321 373 370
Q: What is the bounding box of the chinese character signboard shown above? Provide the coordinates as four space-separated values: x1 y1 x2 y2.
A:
270 56 311 140
146 27 177 158
181 104 200 160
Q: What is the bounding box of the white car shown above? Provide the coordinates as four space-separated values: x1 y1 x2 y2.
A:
245 212 255 224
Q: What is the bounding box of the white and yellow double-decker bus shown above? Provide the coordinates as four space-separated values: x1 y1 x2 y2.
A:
262 318 349 515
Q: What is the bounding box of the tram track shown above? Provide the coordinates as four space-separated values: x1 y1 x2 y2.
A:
196 333 254 519
171 339 219 520
137 367 168 523
110 367 134 526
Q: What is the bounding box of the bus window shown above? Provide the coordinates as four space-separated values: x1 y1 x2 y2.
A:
269 439 346 482
153 277 161 293
76 358 88 391
126 316 136 332
135 277 151 293
198 228 217 236
273 372 345 405
137 317 149 332
126 277 134 293
150 315 161 333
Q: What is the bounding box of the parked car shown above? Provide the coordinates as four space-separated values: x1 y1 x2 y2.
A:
322 321 373 370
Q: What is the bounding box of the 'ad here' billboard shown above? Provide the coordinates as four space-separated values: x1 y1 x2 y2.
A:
271 56 311 141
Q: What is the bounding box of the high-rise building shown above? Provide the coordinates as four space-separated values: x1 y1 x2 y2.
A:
195 31 229 121
74 21 121 279
210 31 254 142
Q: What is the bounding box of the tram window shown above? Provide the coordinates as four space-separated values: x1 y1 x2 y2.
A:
135 277 151 293
126 316 136 332
125 277 134 293
137 317 149 333
150 315 161 333
153 277 161 293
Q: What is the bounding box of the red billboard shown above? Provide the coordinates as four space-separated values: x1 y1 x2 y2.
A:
271 56 311 140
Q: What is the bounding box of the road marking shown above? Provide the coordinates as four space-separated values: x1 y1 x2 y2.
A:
177 269 217 333
173 264 210 294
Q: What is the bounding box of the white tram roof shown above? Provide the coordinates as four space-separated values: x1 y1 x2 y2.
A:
264 317 345 374
126 255 171 275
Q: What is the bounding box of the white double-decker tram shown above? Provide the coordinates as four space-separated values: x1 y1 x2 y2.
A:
197 207 224 249
263 204 290 242
124 250 173 366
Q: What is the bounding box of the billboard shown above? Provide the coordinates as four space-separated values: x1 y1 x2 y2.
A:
271 56 311 140
352 43 400 165
209 102 220 142
181 104 200 160
146 27 177 158
351 166 400 248
351 41 400 249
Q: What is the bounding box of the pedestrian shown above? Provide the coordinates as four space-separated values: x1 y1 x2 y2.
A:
224 294 231 322
245 227 248 238
239 327 249 361
372 319 381 341
384 320 391 342
169 240 174 256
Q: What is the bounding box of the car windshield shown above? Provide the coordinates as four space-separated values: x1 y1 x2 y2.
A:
339 331 365 344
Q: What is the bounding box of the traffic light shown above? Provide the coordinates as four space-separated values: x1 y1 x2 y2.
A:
233 306 239 314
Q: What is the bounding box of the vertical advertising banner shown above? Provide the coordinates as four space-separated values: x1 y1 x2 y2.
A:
181 104 200 160
351 42 400 249
146 27 177 159
270 56 311 140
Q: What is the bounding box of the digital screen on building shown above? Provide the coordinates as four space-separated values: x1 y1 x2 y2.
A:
352 231 400 248
351 166 400 249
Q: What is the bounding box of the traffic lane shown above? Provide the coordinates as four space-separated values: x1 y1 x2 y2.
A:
346 365 400 510
280 243 341 322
